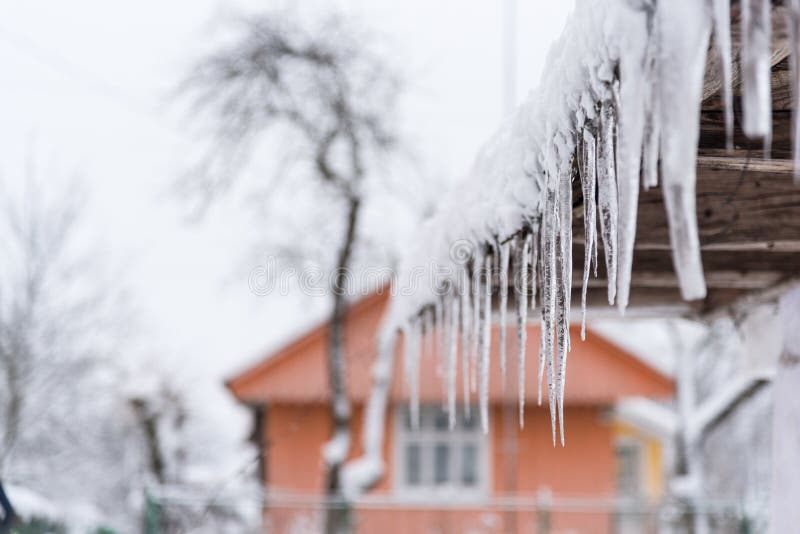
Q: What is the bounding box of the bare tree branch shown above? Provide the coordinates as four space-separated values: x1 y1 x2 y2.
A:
181 10 402 533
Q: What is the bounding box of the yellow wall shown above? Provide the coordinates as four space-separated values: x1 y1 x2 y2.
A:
613 420 665 501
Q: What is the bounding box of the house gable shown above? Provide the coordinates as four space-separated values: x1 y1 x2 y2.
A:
227 294 673 406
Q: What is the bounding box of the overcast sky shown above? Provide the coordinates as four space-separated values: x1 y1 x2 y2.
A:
0 0 576 371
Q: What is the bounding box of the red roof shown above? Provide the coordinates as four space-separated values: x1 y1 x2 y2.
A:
227 292 673 406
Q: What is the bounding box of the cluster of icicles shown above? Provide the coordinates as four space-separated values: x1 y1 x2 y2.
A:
398 127 606 447
381 0 800 450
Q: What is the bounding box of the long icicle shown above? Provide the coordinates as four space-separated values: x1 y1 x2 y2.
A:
434 296 444 379
471 252 483 393
460 264 472 419
447 295 459 430
712 0 734 151
556 160 573 446
540 176 558 444
516 233 530 427
579 127 597 340
741 0 772 148
499 240 510 389
479 254 492 434
554 235 568 447
616 13 647 313
530 221 539 314
642 5 661 190
423 307 434 366
538 188 555 409
659 0 709 300
597 96 619 305
440 293 450 409
405 318 421 430
401 322 411 398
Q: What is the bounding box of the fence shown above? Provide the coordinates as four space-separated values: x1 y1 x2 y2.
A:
144 487 768 534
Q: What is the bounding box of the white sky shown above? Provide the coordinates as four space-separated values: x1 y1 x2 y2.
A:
0 1 691 449
0 0 573 373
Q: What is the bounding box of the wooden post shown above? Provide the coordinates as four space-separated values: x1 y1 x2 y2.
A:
771 285 800 531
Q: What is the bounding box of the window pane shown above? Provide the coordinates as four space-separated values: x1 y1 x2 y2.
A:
434 443 450 485
462 443 478 486
403 406 412 430
616 444 640 497
434 407 449 430
406 443 421 486
461 409 478 430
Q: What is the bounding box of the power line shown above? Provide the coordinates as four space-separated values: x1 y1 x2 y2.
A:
0 24 187 142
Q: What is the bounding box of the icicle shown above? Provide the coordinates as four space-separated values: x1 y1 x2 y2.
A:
560 161 574 355
616 10 648 313
434 297 444 378
423 307 434 363
741 0 772 145
597 97 619 305
479 254 492 434
539 176 558 443
642 6 661 190
499 240 510 388
403 319 421 430
516 233 530 427
659 0 709 300
470 252 483 393
555 161 573 446
554 239 568 447
529 221 539 313
459 265 472 419
579 128 597 341
538 184 556 409
789 0 800 183
401 323 411 397
439 294 450 408
712 0 734 151
447 296 459 430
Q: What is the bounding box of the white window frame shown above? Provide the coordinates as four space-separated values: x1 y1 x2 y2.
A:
393 404 490 502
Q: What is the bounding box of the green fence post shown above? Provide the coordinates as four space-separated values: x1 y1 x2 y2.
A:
143 489 161 534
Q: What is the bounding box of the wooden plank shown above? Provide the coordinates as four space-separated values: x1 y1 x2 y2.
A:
697 155 796 173
576 285 754 316
703 66 792 111
579 270 781 289
570 246 795 290
572 161 800 251
699 110 792 156
611 248 800 275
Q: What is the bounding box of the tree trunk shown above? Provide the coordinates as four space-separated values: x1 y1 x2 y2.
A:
671 322 703 534
324 197 360 534
0 356 22 476
771 285 800 531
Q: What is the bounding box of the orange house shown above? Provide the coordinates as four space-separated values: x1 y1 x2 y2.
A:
227 292 674 533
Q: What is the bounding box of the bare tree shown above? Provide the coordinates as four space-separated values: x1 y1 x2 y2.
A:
181 11 401 533
0 172 85 474
0 167 141 530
